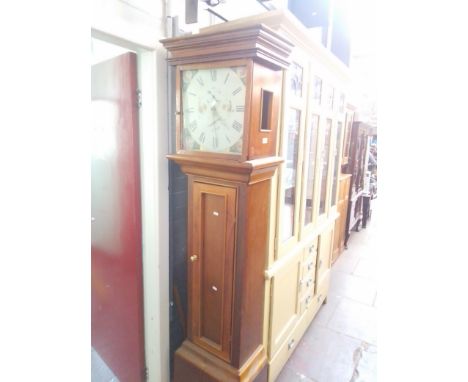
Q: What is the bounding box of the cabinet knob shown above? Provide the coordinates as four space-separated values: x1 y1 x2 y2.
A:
190 255 198 262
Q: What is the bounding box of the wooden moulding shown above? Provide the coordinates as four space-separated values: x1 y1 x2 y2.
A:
166 154 283 185
160 24 293 70
174 340 267 382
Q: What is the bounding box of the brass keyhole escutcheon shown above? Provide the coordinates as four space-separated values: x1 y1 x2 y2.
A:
190 255 198 262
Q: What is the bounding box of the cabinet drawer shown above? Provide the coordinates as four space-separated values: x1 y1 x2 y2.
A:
268 321 301 382
299 254 316 298
304 239 318 259
299 291 314 315
299 268 315 299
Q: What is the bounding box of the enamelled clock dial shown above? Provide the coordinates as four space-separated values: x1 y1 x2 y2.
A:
181 66 247 154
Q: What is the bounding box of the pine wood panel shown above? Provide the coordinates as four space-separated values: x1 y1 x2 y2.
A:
269 258 302 356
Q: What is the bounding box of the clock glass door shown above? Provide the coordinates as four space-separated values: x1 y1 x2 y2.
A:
181 66 247 154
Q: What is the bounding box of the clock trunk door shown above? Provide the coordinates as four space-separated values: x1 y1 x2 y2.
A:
190 181 237 362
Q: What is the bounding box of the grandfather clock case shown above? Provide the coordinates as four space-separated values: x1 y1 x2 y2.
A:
162 26 293 381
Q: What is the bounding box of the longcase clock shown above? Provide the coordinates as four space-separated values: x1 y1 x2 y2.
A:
162 25 293 382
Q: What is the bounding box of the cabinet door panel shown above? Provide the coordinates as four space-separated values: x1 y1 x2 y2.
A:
317 228 333 285
190 182 237 362
269 258 301 356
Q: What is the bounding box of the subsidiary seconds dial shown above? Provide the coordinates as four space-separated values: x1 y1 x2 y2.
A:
181 66 247 154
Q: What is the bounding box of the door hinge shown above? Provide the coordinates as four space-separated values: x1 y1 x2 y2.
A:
144 366 149 381
137 89 142 108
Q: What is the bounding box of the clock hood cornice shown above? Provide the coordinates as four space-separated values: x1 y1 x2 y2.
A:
161 24 293 70
166 154 283 184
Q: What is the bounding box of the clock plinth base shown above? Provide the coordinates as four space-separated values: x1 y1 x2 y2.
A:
174 340 267 382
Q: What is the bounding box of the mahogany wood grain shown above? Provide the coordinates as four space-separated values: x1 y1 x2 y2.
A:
174 340 267 382
161 24 292 70
172 159 277 381
163 25 293 163
248 63 282 159
190 182 237 362
232 178 271 367
164 21 291 382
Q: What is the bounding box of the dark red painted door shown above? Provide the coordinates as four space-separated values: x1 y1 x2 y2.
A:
91 52 145 382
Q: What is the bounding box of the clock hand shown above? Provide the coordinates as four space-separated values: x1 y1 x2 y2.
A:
207 90 219 102
208 117 222 127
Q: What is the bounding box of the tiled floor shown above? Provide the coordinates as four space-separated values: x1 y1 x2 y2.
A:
276 202 378 382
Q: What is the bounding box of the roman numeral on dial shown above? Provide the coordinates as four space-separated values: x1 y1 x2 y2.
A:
188 120 198 131
232 120 242 132
210 70 217 81
199 132 206 143
232 87 241 96
236 105 244 112
196 76 204 86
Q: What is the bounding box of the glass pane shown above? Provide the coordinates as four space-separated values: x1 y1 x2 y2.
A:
313 76 322 105
282 108 301 241
290 62 304 98
339 93 345 113
181 66 247 154
344 114 353 158
304 115 320 226
319 119 332 215
327 85 334 111
331 122 343 206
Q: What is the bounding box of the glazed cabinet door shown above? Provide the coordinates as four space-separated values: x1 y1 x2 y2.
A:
189 181 238 362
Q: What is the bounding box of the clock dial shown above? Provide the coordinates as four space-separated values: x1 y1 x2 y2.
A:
181 66 247 154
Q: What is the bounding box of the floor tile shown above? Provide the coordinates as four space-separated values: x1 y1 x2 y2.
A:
287 324 362 382
350 343 378 382
332 253 361 274
329 272 377 306
276 365 315 382
353 258 377 280
327 298 377 345
313 292 342 327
